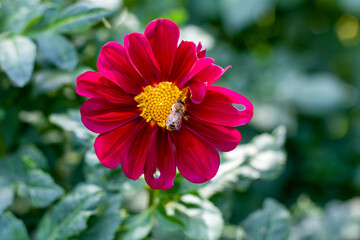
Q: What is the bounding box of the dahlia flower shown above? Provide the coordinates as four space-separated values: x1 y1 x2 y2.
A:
76 19 253 190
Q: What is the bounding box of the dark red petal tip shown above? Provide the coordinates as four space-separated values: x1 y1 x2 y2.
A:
145 19 180 80
184 117 241 152
124 33 161 85
144 128 176 190
170 41 198 85
196 42 206 58
187 85 253 127
97 42 148 95
95 119 142 169
120 120 156 180
172 128 220 183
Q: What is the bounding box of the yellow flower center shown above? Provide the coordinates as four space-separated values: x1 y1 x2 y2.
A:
134 82 187 128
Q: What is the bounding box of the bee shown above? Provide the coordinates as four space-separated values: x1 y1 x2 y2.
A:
166 100 186 131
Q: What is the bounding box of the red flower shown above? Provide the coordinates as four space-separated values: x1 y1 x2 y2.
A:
76 19 253 190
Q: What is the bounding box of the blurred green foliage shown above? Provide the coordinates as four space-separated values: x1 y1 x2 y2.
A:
0 0 360 239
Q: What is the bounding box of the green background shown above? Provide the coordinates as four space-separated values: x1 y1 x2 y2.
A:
0 0 359 239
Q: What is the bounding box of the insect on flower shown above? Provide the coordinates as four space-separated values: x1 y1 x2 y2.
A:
76 19 253 190
166 100 186 131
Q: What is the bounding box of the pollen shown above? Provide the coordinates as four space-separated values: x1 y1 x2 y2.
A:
134 82 187 128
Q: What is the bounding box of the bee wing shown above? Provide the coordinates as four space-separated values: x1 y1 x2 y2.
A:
166 115 173 126
174 117 182 130
166 111 178 125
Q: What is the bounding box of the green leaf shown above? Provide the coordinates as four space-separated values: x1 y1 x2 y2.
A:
85 149 147 205
49 109 95 141
17 144 48 170
82 0 122 10
292 197 360 240
74 194 122 240
54 3 110 33
174 194 224 240
36 184 103 240
32 67 91 96
0 179 14 213
0 107 20 148
150 226 185 240
35 32 77 71
0 154 27 183
155 204 184 232
24 170 64 208
75 213 122 240
84 149 146 214
34 3 110 34
0 36 36 87
0 212 30 240
107 172 146 193
84 149 112 184
0 148 63 209
2 0 46 34
118 208 155 240
247 126 287 179
199 126 287 198
0 0 39 30
243 198 291 240
84 148 145 205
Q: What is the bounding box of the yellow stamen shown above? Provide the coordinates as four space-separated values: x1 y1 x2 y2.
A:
134 82 187 128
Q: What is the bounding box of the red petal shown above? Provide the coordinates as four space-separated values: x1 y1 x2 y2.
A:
207 65 231 85
188 80 206 104
188 64 230 86
184 117 241 152
171 128 219 183
97 42 147 95
76 71 133 103
187 85 253 127
144 127 176 190
145 19 179 81
196 42 206 58
80 98 139 133
178 57 214 88
183 64 230 104
124 33 161 85
186 65 228 104
94 119 141 169
170 41 197 85
121 120 156 180
197 42 202 52
198 50 206 58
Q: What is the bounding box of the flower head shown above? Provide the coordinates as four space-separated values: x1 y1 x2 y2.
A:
76 19 253 189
